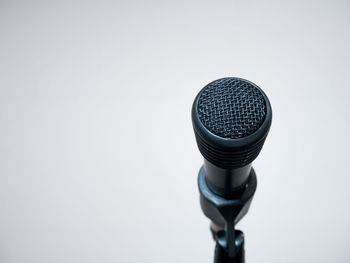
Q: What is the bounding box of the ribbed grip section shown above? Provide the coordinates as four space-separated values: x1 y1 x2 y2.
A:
192 78 272 169
194 131 267 168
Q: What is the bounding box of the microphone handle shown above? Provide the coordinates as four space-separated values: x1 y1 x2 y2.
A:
204 159 251 198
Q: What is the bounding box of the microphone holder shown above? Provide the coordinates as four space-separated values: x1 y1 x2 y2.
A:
198 166 257 263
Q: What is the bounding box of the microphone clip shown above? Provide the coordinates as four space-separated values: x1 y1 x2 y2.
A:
198 167 257 263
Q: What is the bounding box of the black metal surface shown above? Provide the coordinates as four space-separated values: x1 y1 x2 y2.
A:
192 77 272 169
197 78 266 139
192 77 272 263
214 232 245 263
198 166 257 229
204 160 251 198
198 167 256 260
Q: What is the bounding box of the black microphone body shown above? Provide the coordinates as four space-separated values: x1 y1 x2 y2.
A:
192 78 272 262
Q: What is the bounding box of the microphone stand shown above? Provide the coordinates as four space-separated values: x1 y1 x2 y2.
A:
198 166 257 263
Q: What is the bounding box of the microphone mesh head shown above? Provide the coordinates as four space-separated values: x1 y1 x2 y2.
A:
197 78 266 139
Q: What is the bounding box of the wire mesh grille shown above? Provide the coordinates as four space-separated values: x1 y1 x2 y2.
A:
197 78 266 139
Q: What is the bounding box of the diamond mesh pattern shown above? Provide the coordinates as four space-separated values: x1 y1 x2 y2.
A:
197 78 266 139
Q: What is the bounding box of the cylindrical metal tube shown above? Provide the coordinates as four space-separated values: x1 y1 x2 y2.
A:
204 159 251 198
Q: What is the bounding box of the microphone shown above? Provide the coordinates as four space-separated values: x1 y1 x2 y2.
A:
192 77 272 198
191 77 272 262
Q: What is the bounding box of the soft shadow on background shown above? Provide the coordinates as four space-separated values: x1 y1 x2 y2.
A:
1 1 349 262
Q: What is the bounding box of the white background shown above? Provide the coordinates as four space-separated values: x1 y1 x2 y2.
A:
1 1 350 262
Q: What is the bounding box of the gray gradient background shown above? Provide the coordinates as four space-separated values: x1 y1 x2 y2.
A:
1 1 350 262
